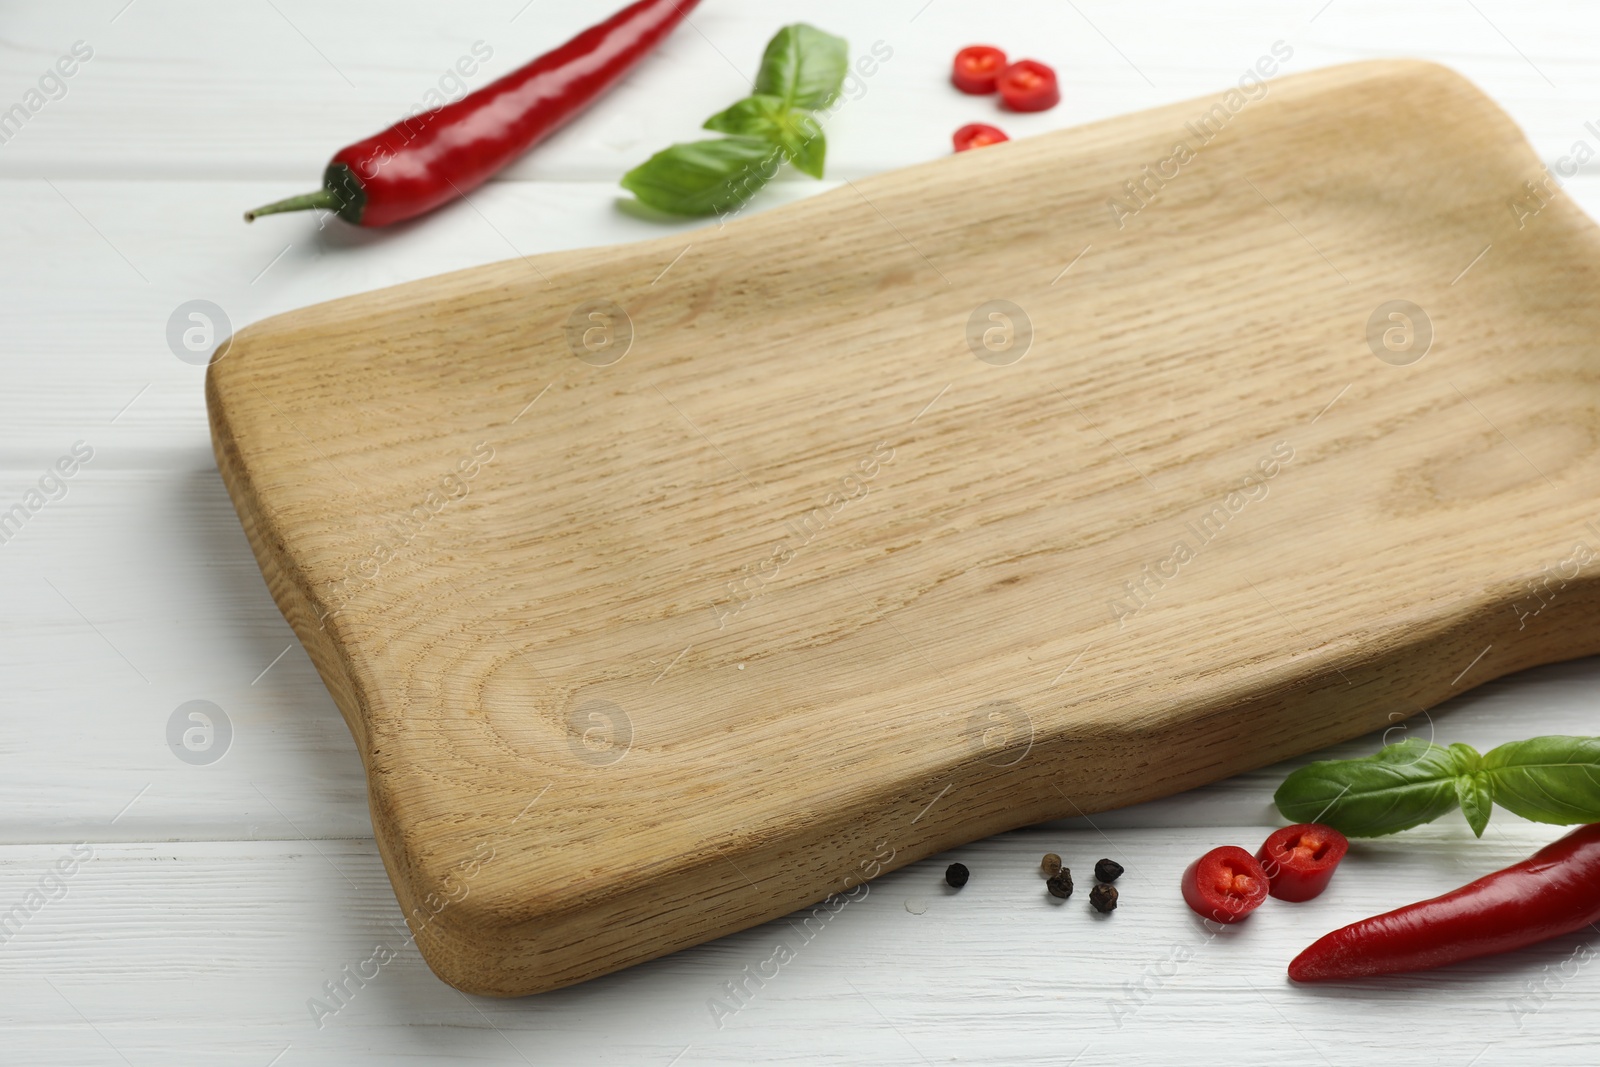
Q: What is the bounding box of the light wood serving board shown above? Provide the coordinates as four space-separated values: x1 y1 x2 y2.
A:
208 60 1600 996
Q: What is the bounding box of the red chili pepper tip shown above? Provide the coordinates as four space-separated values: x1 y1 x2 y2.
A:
1289 823 1600 981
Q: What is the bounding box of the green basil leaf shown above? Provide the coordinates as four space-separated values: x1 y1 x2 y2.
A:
783 121 826 179
703 94 789 137
619 137 785 217
753 24 849 110
1448 742 1482 774
1455 773 1492 837
1273 739 1462 837
703 96 827 179
1481 735 1600 825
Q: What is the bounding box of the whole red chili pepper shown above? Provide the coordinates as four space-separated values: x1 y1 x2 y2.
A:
245 0 699 227
1289 822 1600 981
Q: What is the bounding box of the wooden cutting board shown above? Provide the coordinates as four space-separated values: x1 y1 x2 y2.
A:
207 59 1600 996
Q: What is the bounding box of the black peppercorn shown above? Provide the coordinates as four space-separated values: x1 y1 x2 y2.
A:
1041 852 1063 877
1089 883 1118 913
1095 858 1124 883
945 862 969 888
1046 868 1073 899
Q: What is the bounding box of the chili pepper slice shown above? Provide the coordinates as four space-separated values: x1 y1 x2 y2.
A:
246 0 699 227
1257 823 1349 902
951 45 1008 94
952 123 1009 152
1182 845 1269 923
1289 822 1600 981
997 59 1060 112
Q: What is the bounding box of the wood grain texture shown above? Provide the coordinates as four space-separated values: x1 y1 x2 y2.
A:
206 59 1600 996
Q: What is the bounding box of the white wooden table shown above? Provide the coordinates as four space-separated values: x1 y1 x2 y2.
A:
2 1 1597 1063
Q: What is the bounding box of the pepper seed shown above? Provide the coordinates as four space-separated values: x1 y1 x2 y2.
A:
945 862 970 889
1046 868 1074 899
1094 858 1124 883
1089 883 1118 913
1041 852 1063 877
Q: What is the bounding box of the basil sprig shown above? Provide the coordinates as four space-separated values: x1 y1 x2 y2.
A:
1275 735 1600 838
703 95 826 178
621 24 847 217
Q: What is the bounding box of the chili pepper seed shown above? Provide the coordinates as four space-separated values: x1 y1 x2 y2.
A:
1041 852 1063 876
1046 868 1074 899
1094 858 1124 883
945 862 970 889
1089 883 1118 913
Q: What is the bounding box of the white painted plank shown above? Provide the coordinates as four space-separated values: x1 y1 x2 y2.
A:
0 1 1597 184
0 466 371 844
1 827 1595 1065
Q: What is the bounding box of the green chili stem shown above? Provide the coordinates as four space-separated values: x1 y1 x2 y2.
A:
243 188 342 222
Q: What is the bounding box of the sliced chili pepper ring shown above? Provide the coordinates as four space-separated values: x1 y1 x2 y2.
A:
1257 823 1349 902
997 59 1060 112
1182 845 1269 923
951 45 1008 94
953 123 1010 152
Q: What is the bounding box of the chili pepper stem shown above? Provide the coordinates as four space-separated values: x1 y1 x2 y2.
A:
244 188 343 222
